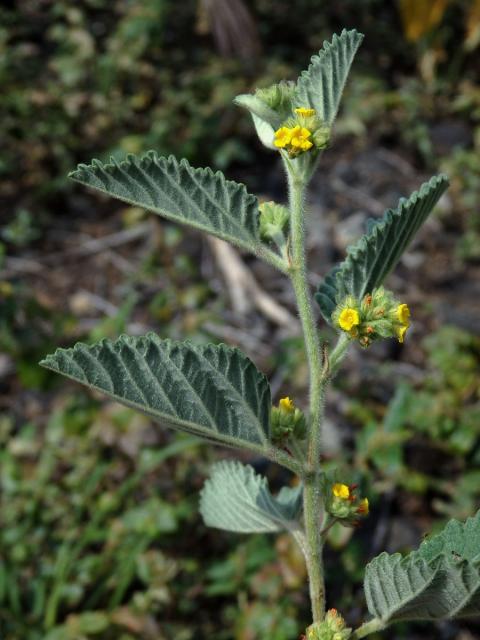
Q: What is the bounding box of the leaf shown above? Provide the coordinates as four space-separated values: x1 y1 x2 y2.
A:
418 510 480 565
316 174 449 321
200 460 302 533
364 510 480 625
364 552 442 623
69 152 262 254
294 29 364 126
234 94 284 128
234 94 287 150
40 334 272 454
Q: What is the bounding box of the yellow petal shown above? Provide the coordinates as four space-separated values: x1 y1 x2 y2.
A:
338 308 360 332
396 303 410 325
279 397 295 413
332 483 350 499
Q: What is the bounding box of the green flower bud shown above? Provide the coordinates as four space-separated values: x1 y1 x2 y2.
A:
306 610 352 640
270 397 307 444
255 81 296 113
259 201 290 240
312 124 331 150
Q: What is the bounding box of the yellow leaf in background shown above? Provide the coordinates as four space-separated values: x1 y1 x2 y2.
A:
399 0 450 42
465 0 480 50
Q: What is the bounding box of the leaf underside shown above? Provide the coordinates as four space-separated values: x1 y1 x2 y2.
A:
200 460 303 533
40 334 272 453
294 29 364 126
364 510 480 625
69 152 261 254
316 174 449 322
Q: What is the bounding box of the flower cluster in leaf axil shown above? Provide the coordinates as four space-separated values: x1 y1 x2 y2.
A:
323 480 369 527
255 80 296 113
332 286 411 348
305 609 352 640
258 201 290 242
274 107 330 157
271 396 307 444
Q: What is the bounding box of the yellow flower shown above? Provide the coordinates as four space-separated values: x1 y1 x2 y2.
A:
279 396 295 413
397 324 408 343
290 126 313 151
294 107 316 117
274 126 293 148
396 303 410 326
338 307 360 332
332 483 350 500
357 498 369 515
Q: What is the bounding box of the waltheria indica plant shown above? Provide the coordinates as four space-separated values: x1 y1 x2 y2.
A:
40 30 480 639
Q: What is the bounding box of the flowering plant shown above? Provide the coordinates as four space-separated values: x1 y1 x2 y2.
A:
41 29 480 638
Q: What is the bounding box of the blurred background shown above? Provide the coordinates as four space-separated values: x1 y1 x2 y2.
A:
1 1 480 638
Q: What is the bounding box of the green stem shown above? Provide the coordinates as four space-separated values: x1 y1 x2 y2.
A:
351 619 385 639
287 171 326 622
329 333 350 377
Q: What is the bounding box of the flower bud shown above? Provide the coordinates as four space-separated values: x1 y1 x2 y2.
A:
255 81 296 113
258 201 290 241
306 610 352 640
271 396 307 444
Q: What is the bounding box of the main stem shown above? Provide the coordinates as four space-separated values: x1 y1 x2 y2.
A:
288 171 326 623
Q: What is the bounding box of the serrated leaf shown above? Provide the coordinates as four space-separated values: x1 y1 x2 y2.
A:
40 334 272 454
364 552 441 623
419 510 480 565
69 152 262 254
294 29 364 126
316 175 449 321
364 510 480 625
200 460 302 533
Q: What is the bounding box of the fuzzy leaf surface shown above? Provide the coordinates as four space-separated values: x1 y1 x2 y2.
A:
364 510 480 625
294 29 364 126
200 460 302 533
40 335 272 453
69 152 261 254
419 510 480 565
316 174 449 321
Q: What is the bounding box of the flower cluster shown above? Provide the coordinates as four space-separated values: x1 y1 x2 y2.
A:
332 287 411 348
323 480 369 527
274 107 330 157
305 609 352 640
271 396 307 444
274 124 314 153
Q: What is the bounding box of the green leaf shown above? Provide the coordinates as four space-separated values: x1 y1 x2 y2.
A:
200 460 302 533
294 29 364 126
69 152 262 254
234 92 292 150
419 510 480 565
234 94 283 128
316 175 449 321
364 552 441 623
40 334 272 454
364 510 480 625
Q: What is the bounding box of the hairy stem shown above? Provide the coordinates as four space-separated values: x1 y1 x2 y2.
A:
351 619 385 638
287 169 326 622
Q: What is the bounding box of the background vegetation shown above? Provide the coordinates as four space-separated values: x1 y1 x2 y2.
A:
1 1 480 638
